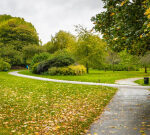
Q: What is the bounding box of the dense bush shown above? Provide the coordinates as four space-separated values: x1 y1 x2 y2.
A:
32 55 75 74
0 59 11 71
32 63 40 74
48 65 86 75
30 52 51 68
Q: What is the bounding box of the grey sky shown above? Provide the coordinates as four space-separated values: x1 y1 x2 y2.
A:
0 0 104 44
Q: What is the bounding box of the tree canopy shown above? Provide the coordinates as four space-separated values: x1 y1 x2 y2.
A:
44 30 76 54
74 26 106 73
0 14 40 65
92 0 150 55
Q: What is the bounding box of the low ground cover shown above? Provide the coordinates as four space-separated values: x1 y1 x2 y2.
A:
20 69 150 84
0 72 117 134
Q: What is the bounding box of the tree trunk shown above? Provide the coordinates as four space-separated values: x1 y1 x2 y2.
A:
86 63 89 74
145 66 147 73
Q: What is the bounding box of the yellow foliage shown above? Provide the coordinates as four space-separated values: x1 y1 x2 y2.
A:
147 23 150 27
110 13 115 16
121 0 128 6
68 65 86 75
140 35 143 38
121 1 126 6
113 38 118 41
48 65 86 75
145 8 150 16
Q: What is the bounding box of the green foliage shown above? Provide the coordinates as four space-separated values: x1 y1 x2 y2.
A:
23 45 46 65
119 50 139 70
92 0 150 55
0 59 11 71
48 65 86 75
139 51 150 73
74 25 106 73
69 65 86 75
0 14 40 66
31 63 39 74
32 54 75 74
0 71 117 134
0 15 39 48
140 51 150 66
44 30 76 53
50 55 75 67
0 45 23 66
103 64 139 71
31 52 51 67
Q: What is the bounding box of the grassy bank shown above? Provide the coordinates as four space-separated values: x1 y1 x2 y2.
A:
19 69 150 84
0 72 117 134
135 79 150 86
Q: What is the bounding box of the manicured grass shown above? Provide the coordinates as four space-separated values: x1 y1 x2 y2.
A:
19 69 150 84
135 79 150 86
0 71 117 134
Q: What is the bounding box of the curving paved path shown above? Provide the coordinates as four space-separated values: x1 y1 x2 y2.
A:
9 71 150 135
115 78 142 86
9 71 150 89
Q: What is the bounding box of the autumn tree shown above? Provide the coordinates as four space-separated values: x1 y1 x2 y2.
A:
92 0 150 55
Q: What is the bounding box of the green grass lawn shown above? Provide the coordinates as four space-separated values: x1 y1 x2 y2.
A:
135 79 150 86
0 71 117 135
19 69 150 84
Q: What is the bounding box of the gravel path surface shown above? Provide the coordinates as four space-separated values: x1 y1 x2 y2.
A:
9 71 150 135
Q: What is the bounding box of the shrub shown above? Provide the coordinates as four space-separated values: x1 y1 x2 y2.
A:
68 65 86 75
32 63 39 74
48 65 86 75
34 56 75 74
0 60 11 71
30 52 51 68
50 55 75 67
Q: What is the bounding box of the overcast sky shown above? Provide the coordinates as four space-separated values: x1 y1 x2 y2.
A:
0 0 104 44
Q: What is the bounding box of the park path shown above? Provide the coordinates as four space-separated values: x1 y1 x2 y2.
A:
88 79 150 135
9 71 150 89
9 71 150 135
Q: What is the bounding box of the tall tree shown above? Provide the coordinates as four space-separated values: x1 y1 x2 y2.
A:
44 30 76 54
140 51 150 73
0 14 40 65
92 0 150 55
75 26 106 73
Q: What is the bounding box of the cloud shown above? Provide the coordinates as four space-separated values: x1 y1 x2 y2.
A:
0 0 104 44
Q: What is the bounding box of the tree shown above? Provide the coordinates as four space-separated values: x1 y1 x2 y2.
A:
140 51 150 73
44 30 76 54
0 14 40 65
105 50 120 72
91 0 150 55
119 50 138 71
0 45 22 65
74 26 106 73
22 45 45 65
